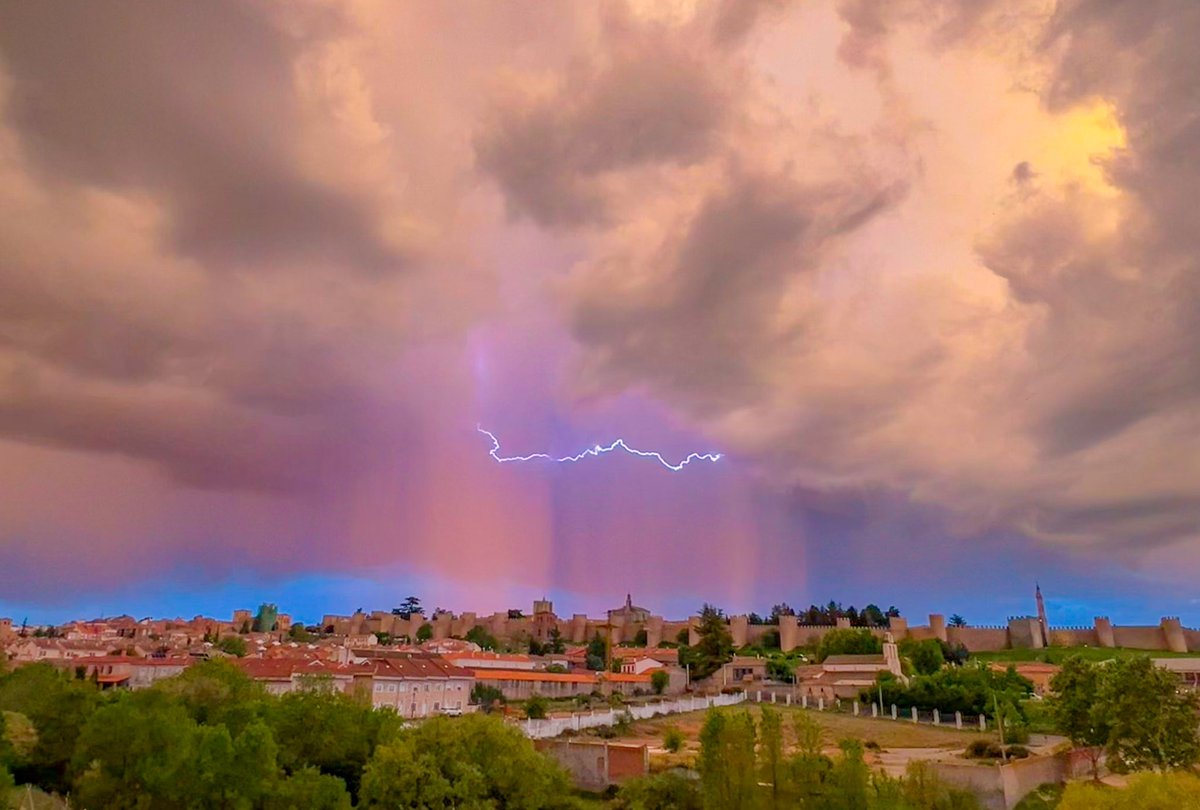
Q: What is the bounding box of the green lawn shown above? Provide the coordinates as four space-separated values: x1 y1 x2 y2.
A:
973 647 1197 664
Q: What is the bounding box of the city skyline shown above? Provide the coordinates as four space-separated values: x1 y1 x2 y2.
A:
2 1 1199 625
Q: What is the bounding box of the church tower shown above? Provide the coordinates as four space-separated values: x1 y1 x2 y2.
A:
1035 584 1049 647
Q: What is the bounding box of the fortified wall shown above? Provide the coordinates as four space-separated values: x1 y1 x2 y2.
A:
319 604 1200 654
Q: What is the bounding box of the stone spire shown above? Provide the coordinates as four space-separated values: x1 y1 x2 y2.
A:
1035 583 1049 647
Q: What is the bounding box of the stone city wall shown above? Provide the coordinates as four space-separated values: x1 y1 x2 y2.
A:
317 605 1200 654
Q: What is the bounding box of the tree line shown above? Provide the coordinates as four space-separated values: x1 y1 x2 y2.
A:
616 705 981 809
0 658 575 809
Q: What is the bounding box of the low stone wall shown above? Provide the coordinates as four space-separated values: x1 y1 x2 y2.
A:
534 740 647 791
930 749 1104 810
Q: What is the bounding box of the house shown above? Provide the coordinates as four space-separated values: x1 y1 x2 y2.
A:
366 656 475 718
442 651 541 671
53 655 193 689
717 656 769 686
238 657 370 695
1154 658 1200 690
620 656 669 675
799 634 906 700
988 661 1061 696
472 669 598 701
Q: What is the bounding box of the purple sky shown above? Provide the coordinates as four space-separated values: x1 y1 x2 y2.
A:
2 0 1200 626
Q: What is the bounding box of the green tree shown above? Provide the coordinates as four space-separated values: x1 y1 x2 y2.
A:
416 623 433 642
651 670 670 695
948 614 968 628
0 662 99 792
266 687 397 801
525 694 549 720
759 705 786 809
218 635 248 657
0 762 13 796
687 605 734 681
662 726 684 753
789 712 833 802
547 627 566 654
1059 771 1200 809
586 633 608 671
266 766 352 810
393 596 423 620
465 625 498 651
470 684 505 713
616 770 702 810
900 639 946 676
71 691 201 809
1096 656 1200 772
156 658 265 734
698 710 757 810
1048 657 1110 779
816 628 881 661
359 714 572 809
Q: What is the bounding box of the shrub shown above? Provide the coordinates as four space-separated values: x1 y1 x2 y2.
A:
470 684 505 712
663 726 685 753
1005 745 1031 759
615 770 701 810
524 694 548 720
965 739 1005 759
651 670 670 695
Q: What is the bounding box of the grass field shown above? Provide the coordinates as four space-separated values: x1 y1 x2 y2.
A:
610 703 982 755
973 646 1196 664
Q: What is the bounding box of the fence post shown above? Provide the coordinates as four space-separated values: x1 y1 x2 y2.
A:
933 709 940 726
853 702 859 716
871 703 878 718
818 697 825 711
911 707 918 723
891 704 897 720
771 692 777 704
802 695 808 709
979 716 987 732
955 711 962 730
785 694 792 706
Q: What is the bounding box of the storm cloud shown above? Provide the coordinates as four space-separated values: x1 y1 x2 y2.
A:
3 0 1200 612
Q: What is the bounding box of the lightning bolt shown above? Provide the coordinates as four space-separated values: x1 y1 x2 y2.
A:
477 426 722 472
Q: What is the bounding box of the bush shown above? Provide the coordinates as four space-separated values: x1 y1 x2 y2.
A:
524 694 548 720
965 739 1004 759
470 684 505 712
615 770 701 810
663 726 685 753
816 629 882 661
650 670 669 695
1005 745 1031 759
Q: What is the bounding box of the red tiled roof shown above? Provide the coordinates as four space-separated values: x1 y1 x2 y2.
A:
473 669 597 684
372 655 473 680
603 672 652 683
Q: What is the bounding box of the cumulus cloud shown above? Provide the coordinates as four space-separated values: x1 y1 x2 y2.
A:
478 0 1200 556
0 1 485 492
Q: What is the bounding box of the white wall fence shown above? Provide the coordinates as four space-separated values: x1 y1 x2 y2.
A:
749 690 988 732
520 692 747 739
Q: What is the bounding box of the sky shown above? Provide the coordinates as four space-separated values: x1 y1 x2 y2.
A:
1 0 1199 626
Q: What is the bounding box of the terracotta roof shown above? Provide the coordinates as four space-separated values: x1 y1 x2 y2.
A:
448 651 535 663
603 672 652 683
371 655 474 680
823 655 886 665
473 669 597 684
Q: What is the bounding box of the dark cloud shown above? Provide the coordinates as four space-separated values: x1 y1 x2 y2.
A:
475 8 735 229
570 169 907 411
0 0 404 274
